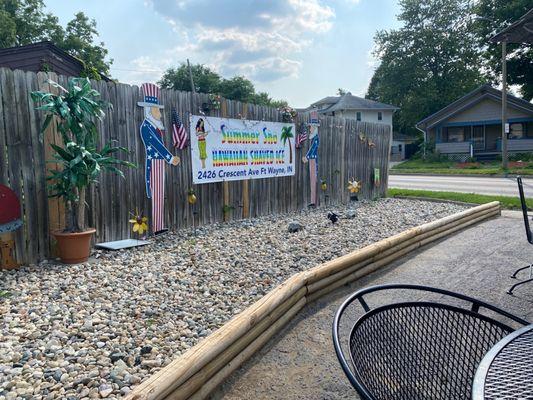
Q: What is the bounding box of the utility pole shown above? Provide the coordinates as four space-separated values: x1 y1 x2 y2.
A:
187 58 196 93
501 41 508 170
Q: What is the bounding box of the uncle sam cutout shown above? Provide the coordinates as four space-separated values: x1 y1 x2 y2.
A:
137 83 180 234
303 108 320 206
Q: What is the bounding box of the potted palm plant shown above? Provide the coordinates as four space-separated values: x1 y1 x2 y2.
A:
32 78 134 264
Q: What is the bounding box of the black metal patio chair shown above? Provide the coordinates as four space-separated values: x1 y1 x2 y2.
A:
508 176 533 294
332 284 529 400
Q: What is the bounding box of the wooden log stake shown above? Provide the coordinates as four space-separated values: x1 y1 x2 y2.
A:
127 274 306 400
169 286 307 399
306 208 499 302
186 297 306 400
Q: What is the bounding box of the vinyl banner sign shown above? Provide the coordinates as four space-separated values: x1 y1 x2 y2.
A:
190 115 296 184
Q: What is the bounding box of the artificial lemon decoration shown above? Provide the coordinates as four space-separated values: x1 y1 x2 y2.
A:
187 189 197 205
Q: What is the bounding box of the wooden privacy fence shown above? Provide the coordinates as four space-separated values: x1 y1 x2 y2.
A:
0 67 391 265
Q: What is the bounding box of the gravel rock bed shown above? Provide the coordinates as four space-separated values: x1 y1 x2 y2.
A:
0 198 469 399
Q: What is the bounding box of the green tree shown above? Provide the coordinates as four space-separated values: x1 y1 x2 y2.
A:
59 12 113 78
159 62 288 107
0 1 112 78
217 76 255 103
473 0 533 100
366 0 483 136
159 63 222 93
337 88 347 95
0 0 62 47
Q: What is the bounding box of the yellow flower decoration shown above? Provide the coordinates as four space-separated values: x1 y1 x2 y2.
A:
348 179 361 194
129 214 148 235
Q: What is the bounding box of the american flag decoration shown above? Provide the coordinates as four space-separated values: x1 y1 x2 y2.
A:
171 109 188 150
296 124 308 149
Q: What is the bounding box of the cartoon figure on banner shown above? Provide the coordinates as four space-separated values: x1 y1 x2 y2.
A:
137 83 180 234
0 184 22 269
195 118 209 169
303 108 320 206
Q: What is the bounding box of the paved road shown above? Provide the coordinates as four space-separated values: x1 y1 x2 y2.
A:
213 211 533 400
389 174 533 197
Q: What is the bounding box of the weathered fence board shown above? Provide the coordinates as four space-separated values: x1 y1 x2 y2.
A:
0 67 390 265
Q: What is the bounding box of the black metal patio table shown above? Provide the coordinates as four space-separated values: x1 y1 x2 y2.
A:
472 324 533 399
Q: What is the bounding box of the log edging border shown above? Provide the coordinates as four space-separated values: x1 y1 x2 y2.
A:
127 201 501 400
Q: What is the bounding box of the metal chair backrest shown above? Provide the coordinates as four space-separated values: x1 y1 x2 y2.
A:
332 284 529 400
517 176 533 244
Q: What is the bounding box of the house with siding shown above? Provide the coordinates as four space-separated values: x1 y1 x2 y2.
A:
306 92 399 147
417 85 533 160
0 41 110 81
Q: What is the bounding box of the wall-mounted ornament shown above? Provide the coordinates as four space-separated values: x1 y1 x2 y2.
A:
187 188 197 205
208 94 221 110
348 178 361 202
374 168 381 187
279 106 298 123
137 83 181 234
358 132 367 143
0 184 22 269
129 209 148 238
368 139 376 148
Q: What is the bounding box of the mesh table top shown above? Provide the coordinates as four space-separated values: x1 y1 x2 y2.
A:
473 324 533 400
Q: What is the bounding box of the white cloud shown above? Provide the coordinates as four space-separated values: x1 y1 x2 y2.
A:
145 0 334 82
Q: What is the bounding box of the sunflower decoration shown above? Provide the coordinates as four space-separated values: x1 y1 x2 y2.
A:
129 210 148 236
320 179 327 191
348 178 361 194
187 188 197 205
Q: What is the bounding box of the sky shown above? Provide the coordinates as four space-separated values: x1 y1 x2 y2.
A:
44 0 402 108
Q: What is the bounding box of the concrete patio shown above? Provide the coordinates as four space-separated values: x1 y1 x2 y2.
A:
212 210 533 400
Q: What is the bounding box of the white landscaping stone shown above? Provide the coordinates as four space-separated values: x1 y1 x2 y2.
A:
0 198 468 399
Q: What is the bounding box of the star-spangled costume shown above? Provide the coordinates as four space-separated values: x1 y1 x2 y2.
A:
138 83 175 233
140 120 174 198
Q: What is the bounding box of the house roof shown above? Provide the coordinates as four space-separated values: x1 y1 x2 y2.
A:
491 8 533 44
311 92 399 113
0 41 110 81
416 84 533 130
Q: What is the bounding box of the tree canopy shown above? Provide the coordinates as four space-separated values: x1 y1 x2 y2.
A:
473 0 533 101
159 62 288 107
366 0 484 136
0 0 112 78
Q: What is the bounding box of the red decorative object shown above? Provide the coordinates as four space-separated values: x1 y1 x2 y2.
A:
0 184 22 233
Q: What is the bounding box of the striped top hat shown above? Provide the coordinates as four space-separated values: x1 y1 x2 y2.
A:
309 107 320 126
137 83 164 108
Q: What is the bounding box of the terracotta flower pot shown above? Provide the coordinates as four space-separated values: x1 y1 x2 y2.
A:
53 228 96 264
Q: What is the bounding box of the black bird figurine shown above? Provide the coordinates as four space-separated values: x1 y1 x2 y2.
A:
327 212 339 224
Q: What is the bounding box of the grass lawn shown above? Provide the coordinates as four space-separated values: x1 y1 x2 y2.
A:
391 159 533 176
388 188 533 210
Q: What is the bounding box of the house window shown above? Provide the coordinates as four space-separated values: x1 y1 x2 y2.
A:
378 112 383 121
445 127 465 142
509 123 524 139
356 112 361 121
398 144 402 152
